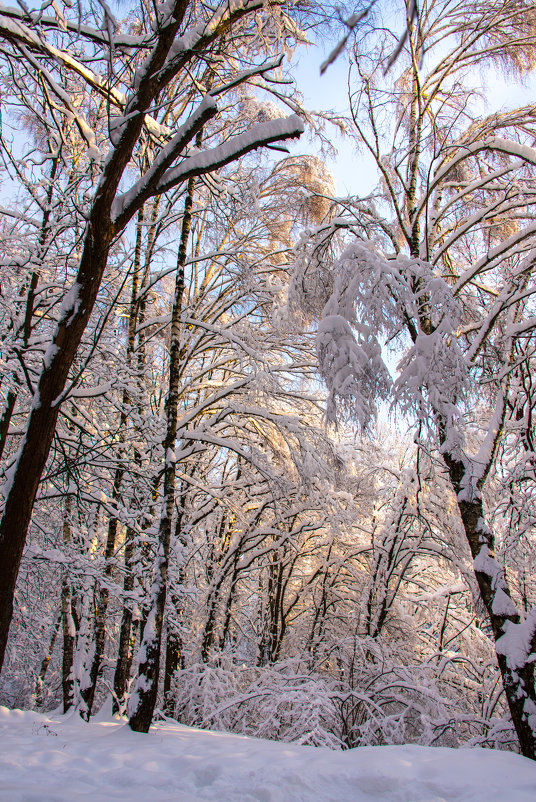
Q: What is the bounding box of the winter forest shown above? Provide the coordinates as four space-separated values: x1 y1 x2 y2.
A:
2 0 536 779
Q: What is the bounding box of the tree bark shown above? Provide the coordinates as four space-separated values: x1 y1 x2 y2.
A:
113 528 138 715
61 574 76 713
128 175 195 733
443 447 536 759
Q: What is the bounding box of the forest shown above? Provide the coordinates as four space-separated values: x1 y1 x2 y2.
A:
1 0 536 766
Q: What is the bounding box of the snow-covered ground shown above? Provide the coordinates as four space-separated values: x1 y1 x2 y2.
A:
1 706 536 801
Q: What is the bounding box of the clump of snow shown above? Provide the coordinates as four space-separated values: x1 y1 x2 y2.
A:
239 96 285 124
496 607 536 671
1 706 536 801
317 314 390 428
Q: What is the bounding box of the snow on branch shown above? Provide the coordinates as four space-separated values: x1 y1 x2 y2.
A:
431 137 536 198
0 12 170 142
317 314 390 428
111 95 219 225
0 3 151 48
294 239 467 431
209 55 285 97
155 0 267 85
152 115 305 196
394 317 468 430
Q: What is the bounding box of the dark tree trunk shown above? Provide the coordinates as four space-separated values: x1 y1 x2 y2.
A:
61 576 76 713
113 528 138 714
163 627 182 715
129 175 195 733
61 494 76 712
0 215 116 671
79 511 120 719
443 446 536 759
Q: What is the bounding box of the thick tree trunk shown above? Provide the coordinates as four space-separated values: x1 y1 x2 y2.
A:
0 217 115 671
258 552 286 666
163 626 182 715
443 449 536 759
72 574 95 716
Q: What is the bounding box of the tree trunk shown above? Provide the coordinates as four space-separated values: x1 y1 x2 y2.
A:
61 575 76 713
61 494 76 712
113 527 138 714
128 175 196 733
443 448 536 759
78 512 119 719
35 611 61 707
0 216 116 671
163 626 182 715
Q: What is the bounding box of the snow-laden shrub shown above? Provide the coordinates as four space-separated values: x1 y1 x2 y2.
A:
167 644 515 751
171 658 341 749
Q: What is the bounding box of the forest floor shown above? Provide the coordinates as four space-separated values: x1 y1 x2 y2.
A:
1 705 536 801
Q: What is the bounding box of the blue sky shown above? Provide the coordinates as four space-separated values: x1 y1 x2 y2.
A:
286 36 536 199
289 43 374 196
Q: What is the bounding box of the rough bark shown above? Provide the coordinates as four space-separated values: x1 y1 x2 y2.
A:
443 448 536 759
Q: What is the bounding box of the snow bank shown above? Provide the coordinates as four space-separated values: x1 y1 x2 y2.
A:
1 705 535 801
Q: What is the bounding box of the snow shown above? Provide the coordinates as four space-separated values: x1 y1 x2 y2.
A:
496 607 536 671
154 115 305 196
1 706 536 801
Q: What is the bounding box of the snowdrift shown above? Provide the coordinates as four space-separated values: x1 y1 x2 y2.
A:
1 705 535 801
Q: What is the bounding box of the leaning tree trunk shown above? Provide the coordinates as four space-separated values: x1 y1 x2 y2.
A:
443 446 536 760
0 0 194 671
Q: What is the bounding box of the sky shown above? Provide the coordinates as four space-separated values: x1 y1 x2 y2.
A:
289 43 375 196
286 36 536 198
